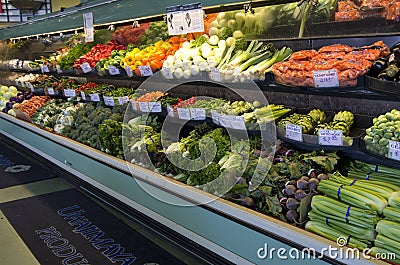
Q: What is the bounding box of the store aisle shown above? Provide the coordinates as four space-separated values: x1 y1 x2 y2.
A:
0 138 215 265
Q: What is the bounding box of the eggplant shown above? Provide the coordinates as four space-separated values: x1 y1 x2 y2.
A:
370 58 388 77
9 97 16 102
5 102 14 109
16 95 24 103
17 92 23 97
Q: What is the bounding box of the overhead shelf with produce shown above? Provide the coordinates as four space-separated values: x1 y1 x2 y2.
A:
0 1 400 264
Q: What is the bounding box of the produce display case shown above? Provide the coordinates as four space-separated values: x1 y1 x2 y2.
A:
0 0 400 264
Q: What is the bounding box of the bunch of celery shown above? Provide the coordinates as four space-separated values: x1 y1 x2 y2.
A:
348 161 400 187
373 220 400 260
306 195 378 248
317 172 389 214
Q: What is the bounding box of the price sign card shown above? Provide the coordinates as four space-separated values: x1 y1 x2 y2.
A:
131 100 137 111
167 106 174 117
210 67 222 82
103 96 115 107
89 93 100 102
47 88 55 95
162 67 173 79
219 114 231 128
318 129 343 146
26 82 34 92
40 65 49 73
56 65 62 74
190 108 206 120
230 115 246 130
125 66 133 77
80 91 86 101
14 80 20 87
177 108 191 120
80 63 92 73
139 102 150 112
313 69 339 88
139 66 153 77
108 66 120 75
285 123 303 142
118 96 130 105
211 110 220 125
64 89 76 98
388 140 400 161
149 102 162 113
166 2 204 35
83 12 94 43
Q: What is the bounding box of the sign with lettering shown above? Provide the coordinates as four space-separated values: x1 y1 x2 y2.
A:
388 140 400 161
318 129 343 146
285 124 303 142
313 69 339 88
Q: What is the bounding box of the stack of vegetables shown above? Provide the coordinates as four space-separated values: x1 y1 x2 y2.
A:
121 37 184 74
96 49 129 74
73 40 126 69
12 96 50 117
161 35 292 82
31 99 74 131
363 109 400 157
112 23 151 46
58 43 94 70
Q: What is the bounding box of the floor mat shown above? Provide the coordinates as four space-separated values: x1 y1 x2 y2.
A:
0 188 187 265
0 141 56 188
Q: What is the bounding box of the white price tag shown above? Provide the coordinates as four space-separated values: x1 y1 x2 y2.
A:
118 96 130 105
20 81 26 88
230 115 246 130
139 66 153 77
108 66 120 75
285 123 303 142
166 3 204 35
313 69 339 88
26 82 34 92
388 140 400 161
103 96 115 106
190 108 206 120
211 110 220 125
210 67 221 82
15 80 19 86
80 63 92 73
64 89 76 98
131 100 137 111
89 93 100 102
139 102 150 112
167 106 174 117
177 108 191 120
219 114 231 128
80 91 86 100
83 12 94 42
162 67 174 79
149 102 162 113
318 130 343 146
125 66 133 77
41 65 49 73
47 88 55 95
56 65 62 74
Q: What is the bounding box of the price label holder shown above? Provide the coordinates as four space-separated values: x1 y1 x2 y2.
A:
56 65 62 74
26 82 34 92
118 96 130 105
285 123 303 142
20 81 26 88
108 66 120 76
211 110 220 125
139 66 153 77
103 96 115 107
83 12 94 42
210 67 221 82
313 69 339 88
139 102 150 112
89 93 100 102
166 3 204 35
167 106 174 117
64 89 76 98
15 80 20 87
190 108 206 120
40 65 49 73
47 88 55 96
219 114 231 128
125 66 133 77
131 100 137 111
80 91 86 101
230 115 246 130
80 63 92 74
318 129 343 146
163 67 173 79
149 102 162 113
177 108 191 120
388 140 400 161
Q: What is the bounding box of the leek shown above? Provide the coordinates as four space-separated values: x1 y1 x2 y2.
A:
228 40 264 68
305 220 368 250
